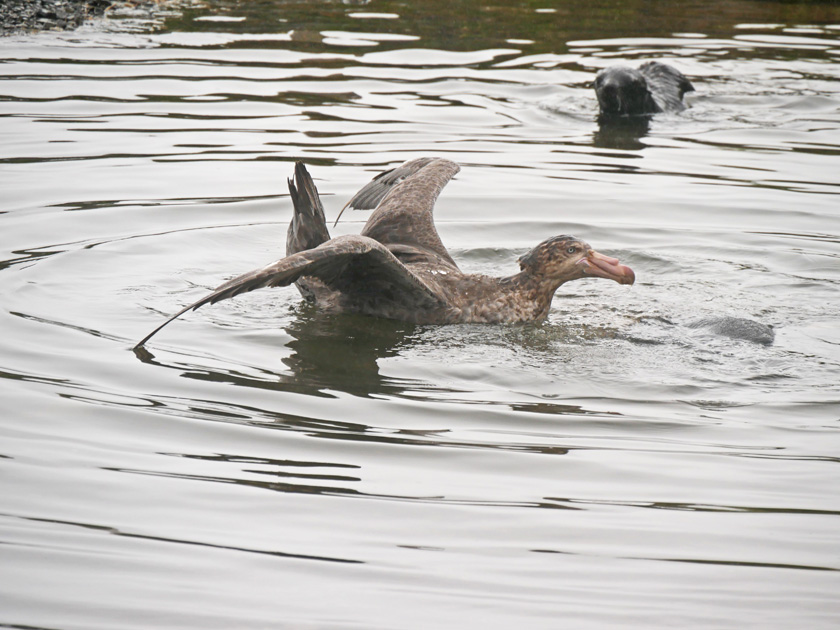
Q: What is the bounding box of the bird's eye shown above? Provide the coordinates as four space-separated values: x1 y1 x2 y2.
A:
567 246 577 254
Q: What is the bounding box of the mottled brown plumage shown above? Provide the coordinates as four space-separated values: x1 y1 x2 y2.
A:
134 159 634 349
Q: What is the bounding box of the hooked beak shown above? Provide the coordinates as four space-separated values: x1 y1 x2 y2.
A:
577 249 635 285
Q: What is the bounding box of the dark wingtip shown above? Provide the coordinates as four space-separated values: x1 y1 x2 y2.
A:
288 161 310 199
332 201 351 228
132 344 154 361
294 161 311 191
131 298 207 351
132 322 166 351
288 161 305 199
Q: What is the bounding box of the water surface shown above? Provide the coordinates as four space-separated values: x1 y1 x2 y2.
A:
2 1 840 628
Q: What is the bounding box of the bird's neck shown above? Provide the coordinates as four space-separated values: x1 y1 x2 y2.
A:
498 270 566 321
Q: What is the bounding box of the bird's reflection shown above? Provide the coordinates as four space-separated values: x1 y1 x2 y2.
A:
279 307 418 395
133 307 421 398
592 114 651 150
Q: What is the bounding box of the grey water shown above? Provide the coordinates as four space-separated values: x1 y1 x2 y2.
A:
2 1 839 628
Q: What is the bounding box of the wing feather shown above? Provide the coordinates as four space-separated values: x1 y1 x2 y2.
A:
333 157 439 224
287 161 330 256
346 158 461 269
133 235 445 349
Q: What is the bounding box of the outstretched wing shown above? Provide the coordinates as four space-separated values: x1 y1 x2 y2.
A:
133 234 446 349
335 157 461 269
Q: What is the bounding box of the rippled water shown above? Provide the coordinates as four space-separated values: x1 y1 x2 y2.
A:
2 1 840 628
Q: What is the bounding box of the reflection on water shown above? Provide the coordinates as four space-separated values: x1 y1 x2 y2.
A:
593 115 651 149
280 311 415 395
2 1 840 628
135 307 422 398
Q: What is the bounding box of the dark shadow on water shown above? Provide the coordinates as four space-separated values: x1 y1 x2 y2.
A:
280 308 420 395
592 115 651 150
106 456 580 510
133 307 428 399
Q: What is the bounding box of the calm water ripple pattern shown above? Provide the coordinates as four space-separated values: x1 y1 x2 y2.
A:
1 1 839 628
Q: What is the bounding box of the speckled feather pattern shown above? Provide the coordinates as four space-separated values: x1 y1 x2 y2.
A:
134 159 634 348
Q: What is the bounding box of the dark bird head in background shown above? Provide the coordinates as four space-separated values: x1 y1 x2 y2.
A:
594 62 695 118
593 66 660 117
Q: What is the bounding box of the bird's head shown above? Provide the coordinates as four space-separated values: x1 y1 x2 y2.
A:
518 235 635 288
593 66 654 116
